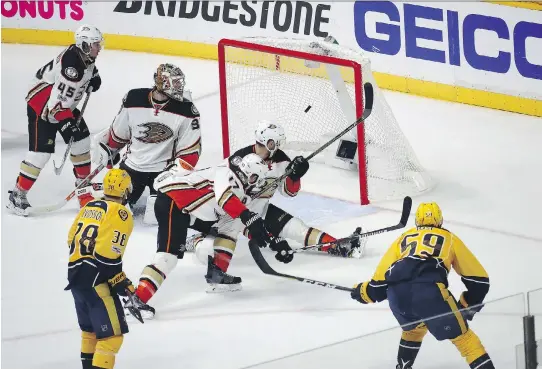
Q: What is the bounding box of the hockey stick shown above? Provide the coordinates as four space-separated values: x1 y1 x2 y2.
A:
248 196 412 292
25 162 106 216
286 196 412 255
250 82 374 200
248 239 354 292
53 87 93 175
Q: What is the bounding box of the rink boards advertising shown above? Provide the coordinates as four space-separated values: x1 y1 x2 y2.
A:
1 1 541 117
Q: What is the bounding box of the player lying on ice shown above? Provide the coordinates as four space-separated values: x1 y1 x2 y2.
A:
128 122 364 319
351 202 494 369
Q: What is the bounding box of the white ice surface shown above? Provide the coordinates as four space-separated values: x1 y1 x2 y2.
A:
2 44 542 369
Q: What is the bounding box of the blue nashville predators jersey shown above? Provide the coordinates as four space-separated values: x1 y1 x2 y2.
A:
66 200 133 289
359 226 489 307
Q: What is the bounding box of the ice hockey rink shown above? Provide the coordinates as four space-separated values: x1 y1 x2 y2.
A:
2 44 542 369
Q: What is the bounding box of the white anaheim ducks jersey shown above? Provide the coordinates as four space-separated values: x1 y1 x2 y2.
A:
154 146 301 229
26 45 97 123
108 88 202 172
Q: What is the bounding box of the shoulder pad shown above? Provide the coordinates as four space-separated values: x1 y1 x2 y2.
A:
123 88 153 108
271 149 291 163
60 46 86 82
164 99 200 118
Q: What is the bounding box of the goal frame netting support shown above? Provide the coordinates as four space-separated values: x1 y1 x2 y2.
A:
218 38 370 204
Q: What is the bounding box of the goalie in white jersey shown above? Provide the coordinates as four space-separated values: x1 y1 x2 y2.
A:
95 63 202 219
7 25 103 215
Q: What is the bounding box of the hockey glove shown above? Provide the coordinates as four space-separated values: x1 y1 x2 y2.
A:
98 142 121 169
458 292 484 321
240 210 271 247
351 282 371 304
108 271 136 296
269 238 294 264
87 75 101 93
286 156 309 181
59 117 80 137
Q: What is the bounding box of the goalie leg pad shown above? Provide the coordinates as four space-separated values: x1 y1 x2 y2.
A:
93 335 123 369
136 252 178 304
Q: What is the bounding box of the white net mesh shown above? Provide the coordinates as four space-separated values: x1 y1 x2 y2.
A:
220 37 434 203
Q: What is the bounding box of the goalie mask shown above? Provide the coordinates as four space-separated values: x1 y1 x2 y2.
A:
154 63 186 101
75 25 104 59
255 121 286 158
239 153 269 188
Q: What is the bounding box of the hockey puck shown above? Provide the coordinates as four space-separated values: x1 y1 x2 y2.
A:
304 105 312 113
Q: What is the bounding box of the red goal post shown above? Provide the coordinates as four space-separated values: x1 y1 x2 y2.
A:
218 37 433 205
218 38 369 204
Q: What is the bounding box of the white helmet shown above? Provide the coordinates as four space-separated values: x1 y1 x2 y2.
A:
75 25 103 56
154 63 186 101
255 121 286 158
239 153 269 187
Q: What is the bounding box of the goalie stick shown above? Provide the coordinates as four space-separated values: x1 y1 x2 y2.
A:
25 162 106 216
248 196 412 292
286 196 412 255
250 82 374 200
53 87 93 175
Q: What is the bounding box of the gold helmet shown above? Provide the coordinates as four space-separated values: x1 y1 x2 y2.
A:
415 202 443 227
103 168 132 202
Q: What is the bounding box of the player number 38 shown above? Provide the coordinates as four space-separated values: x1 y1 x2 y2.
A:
400 232 446 258
69 223 127 256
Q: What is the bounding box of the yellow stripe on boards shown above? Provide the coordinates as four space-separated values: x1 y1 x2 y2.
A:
2 28 540 117
485 1 542 11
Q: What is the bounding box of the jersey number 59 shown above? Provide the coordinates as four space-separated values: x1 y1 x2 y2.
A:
400 232 446 258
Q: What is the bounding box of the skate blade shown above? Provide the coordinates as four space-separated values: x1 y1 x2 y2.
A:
6 203 29 217
206 283 242 293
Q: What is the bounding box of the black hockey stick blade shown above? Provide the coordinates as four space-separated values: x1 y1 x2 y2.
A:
248 240 354 292
290 196 412 254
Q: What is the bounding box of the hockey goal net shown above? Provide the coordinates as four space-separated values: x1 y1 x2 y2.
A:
218 37 433 204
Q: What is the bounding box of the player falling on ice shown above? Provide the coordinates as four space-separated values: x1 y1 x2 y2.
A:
351 202 494 369
94 63 201 221
65 169 143 369
186 121 365 264
7 25 103 215
129 123 363 319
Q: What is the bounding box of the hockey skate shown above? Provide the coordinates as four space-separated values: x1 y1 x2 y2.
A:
205 256 242 293
123 294 156 321
6 187 31 216
328 227 366 258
